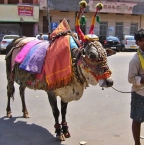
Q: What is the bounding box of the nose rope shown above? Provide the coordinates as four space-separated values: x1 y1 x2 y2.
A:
101 86 144 94
111 87 131 93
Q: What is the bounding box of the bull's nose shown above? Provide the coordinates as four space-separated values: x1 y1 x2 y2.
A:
105 78 114 87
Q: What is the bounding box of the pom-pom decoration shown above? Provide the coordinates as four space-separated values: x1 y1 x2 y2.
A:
80 15 87 25
96 15 100 23
79 0 87 9
95 3 103 11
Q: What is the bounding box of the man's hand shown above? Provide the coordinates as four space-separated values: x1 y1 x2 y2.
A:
140 75 144 84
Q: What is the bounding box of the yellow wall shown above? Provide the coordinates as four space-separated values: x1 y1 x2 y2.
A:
39 10 143 35
0 5 39 22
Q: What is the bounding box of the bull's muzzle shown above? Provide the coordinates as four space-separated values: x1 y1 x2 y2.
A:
98 78 114 88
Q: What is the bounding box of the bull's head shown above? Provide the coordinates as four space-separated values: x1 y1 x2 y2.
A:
76 1 116 88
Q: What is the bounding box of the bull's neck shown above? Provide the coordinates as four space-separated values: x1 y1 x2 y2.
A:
71 48 87 85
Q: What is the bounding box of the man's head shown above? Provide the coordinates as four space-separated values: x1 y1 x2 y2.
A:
40 33 42 36
134 28 144 50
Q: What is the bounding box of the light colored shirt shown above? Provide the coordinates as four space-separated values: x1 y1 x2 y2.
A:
128 48 144 96
39 36 44 40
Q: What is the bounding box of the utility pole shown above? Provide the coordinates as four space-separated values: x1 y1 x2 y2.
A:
47 0 51 32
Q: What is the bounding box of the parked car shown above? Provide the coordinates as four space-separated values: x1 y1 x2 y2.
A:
99 36 121 52
0 35 20 54
120 35 138 52
36 34 48 41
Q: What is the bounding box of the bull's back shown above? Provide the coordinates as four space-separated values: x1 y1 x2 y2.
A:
5 37 23 55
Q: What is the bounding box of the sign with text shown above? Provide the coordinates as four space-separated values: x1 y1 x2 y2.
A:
18 5 33 16
88 1 137 14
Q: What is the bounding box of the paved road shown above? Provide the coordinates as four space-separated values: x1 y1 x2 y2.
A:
0 52 144 145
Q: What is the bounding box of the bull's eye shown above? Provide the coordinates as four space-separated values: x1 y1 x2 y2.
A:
89 52 96 61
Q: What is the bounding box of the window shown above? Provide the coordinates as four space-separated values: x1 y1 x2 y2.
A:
43 16 48 33
115 22 123 37
8 0 19 4
99 22 108 36
130 23 138 35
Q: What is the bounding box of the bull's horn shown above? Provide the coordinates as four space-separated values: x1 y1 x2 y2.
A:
89 3 103 34
75 0 88 42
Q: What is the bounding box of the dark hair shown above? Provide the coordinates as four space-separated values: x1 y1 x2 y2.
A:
134 28 144 41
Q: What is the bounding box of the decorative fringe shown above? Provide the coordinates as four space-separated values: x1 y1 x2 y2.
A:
47 74 73 90
80 15 86 25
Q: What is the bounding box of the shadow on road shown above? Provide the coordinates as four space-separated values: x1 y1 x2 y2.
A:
0 117 64 145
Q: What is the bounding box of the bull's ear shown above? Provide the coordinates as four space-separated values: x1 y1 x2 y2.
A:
105 48 116 57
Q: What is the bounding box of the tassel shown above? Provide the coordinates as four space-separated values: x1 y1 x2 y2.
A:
96 15 100 23
80 15 86 25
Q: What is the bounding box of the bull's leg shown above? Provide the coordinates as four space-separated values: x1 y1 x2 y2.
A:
6 57 14 118
61 100 70 138
47 91 65 141
19 85 30 118
6 84 15 118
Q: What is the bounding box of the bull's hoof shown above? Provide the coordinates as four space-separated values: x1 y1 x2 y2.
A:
64 132 71 138
56 134 65 141
7 113 12 118
23 113 30 118
61 122 70 138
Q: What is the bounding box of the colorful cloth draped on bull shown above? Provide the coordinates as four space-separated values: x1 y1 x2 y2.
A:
44 19 75 89
19 42 49 73
11 19 79 90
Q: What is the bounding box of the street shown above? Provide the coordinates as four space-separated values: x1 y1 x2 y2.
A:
0 52 144 145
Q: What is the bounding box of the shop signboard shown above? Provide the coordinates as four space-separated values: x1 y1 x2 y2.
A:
18 5 33 16
0 5 39 22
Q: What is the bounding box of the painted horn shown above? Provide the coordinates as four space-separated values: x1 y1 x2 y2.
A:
75 0 87 42
89 3 103 34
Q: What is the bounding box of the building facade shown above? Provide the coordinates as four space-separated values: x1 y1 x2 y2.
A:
39 0 144 37
0 0 39 39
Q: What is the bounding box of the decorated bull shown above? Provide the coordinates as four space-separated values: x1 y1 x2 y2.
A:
5 0 115 141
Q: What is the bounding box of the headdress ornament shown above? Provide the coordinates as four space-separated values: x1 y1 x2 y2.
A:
75 0 103 42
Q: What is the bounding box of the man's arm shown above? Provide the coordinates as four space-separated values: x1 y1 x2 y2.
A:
128 58 142 86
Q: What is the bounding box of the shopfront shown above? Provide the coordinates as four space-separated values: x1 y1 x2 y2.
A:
0 4 39 38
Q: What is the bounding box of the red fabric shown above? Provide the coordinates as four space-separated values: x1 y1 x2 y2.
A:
44 19 73 90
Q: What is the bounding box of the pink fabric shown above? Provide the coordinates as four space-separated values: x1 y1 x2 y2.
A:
14 39 42 63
